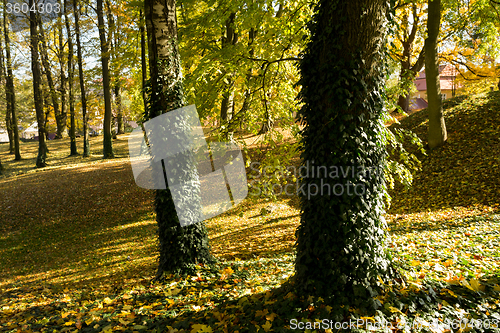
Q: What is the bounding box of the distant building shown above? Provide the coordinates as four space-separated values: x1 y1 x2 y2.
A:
0 127 9 143
411 64 461 106
22 123 38 139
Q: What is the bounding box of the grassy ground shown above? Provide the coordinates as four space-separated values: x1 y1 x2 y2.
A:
1 92 500 332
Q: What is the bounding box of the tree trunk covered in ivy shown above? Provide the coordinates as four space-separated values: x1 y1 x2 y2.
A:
294 0 393 313
30 0 46 168
144 0 214 278
426 0 447 149
97 0 114 158
73 0 89 157
3 2 21 161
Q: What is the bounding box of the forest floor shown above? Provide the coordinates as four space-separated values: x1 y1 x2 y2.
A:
1 92 500 332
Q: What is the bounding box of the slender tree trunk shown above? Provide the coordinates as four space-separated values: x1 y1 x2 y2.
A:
5 108 13 153
114 83 124 134
145 0 214 278
43 87 51 144
105 0 120 137
220 13 238 141
65 0 77 155
57 3 68 139
3 0 20 160
140 9 147 111
38 17 62 138
97 0 114 158
30 0 46 167
294 0 394 312
0 28 14 153
426 0 447 149
73 0 89 156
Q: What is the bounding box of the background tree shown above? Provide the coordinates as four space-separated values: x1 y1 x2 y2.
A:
3 0 21 161
37 16 63 139
65 0 77 155
97 0 114 158
293 0 394 314
144 0 214 278
0 11 13 154
29 0 47 167
426 0 447 149
73 0 90 156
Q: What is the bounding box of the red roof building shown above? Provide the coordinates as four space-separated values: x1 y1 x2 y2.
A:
411 64 461 107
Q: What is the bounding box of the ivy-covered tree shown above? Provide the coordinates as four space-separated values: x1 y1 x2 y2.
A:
144 0 214 278
293 0 395 314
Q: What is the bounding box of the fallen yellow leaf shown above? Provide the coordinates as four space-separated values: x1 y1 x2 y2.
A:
262 321 272 332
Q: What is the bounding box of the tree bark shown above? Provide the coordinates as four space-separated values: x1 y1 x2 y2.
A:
65 0 77 155
97 0 114 158
0 25 14 153
294 0 394 311
38 16 63 139
57 3 68 139
426 0 447 149
114 83 124 134
144 0 214 278
397 4 422 112
140 9 148 112
30 0 47 168
220 12 237 123
3 0 21 160
73 0 90 156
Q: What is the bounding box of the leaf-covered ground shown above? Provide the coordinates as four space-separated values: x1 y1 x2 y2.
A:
1 92 500 332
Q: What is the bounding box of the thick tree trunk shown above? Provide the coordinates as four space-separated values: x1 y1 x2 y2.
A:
294 0 394 312
426 0 447 149
73 0 90 156
30 0 47 168
65 0 77 155
144 0 214 278
3 2 21 160
97 0 114 158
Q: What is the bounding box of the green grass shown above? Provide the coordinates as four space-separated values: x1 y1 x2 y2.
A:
1 93 500 332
